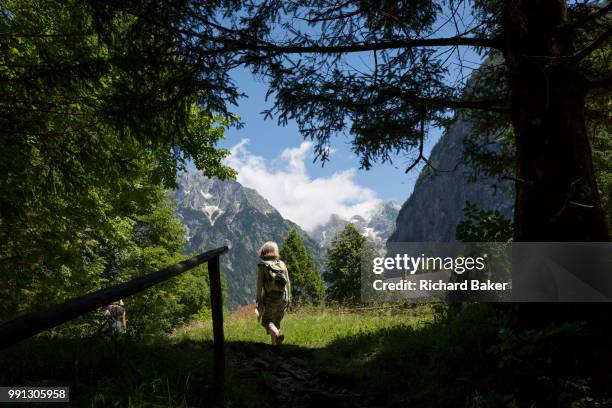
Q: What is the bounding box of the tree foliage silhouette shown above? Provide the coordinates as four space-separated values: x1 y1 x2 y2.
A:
85 0 612 241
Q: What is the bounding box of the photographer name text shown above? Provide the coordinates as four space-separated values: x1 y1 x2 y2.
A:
372 279 509 291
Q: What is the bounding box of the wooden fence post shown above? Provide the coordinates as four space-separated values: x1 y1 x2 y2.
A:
208 255 225 406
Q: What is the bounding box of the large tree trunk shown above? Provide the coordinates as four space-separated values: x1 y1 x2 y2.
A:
503 0 610 242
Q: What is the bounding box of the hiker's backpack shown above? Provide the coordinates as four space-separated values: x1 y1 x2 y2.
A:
108 304 124 321
261 260 288 293
102 304 125 337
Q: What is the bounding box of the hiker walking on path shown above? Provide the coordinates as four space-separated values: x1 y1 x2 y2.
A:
256 241 291 345
103 299 127 336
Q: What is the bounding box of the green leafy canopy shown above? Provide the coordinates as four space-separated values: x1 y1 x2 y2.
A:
0 0 235 332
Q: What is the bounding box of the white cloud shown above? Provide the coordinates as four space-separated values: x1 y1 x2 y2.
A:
226 139 382 231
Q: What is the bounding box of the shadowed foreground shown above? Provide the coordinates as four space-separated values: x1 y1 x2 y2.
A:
1 305 611 407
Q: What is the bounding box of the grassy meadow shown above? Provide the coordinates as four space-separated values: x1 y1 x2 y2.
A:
175 304 434 348
1 304 610 407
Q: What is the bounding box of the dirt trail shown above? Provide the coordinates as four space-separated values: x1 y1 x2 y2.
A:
228 342 367 408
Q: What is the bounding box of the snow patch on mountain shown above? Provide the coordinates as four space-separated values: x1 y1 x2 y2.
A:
308 201 401 252
201 205 223 225
200 190 213 200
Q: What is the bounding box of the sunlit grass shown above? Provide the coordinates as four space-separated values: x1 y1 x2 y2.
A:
174 304 436 348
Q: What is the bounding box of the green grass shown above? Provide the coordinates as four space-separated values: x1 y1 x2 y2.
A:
175 304 435 348
1 304 611 407
0 304 433 407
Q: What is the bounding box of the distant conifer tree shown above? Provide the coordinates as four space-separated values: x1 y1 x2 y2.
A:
324 224 375 304
280 229 325 304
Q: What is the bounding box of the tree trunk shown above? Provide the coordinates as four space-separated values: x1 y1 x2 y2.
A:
503 0 610 242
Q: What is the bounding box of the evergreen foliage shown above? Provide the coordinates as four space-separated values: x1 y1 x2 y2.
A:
280 229 325 304
589 106 612 229
323 224 375 304
456 201 514 242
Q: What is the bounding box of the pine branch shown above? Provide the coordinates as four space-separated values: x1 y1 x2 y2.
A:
588 73 612 89
0 32 90 38
405 107 431 173
570 27 612 65
297 89 509 113
216 36 502 54
565 3 612 32
303 6 371 23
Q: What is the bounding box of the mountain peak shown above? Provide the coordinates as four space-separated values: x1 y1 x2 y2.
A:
308 200 400 251
175 173 278 219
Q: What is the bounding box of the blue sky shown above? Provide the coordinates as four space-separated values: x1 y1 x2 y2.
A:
219 67 439 204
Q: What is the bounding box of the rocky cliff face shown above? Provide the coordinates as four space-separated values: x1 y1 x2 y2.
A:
368 201 403 243
170 172 321 308
310 201 401 252
388 116 513 243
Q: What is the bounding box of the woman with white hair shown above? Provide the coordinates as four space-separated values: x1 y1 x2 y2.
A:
103 299 126 336
256 241 291 345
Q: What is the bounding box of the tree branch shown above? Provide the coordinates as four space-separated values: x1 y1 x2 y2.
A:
0 105 85 116
570 27 612 65
304 6 370 23
298 89 508 113
216 36 502 54
588 74 612 89
96 2 501 54
585 108 612 126
0 32 90 38
385 88 509 112
303 0 354 21
565 3 612 32
405 106 432 173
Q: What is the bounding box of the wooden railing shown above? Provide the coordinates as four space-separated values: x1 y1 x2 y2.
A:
0 246 229 404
